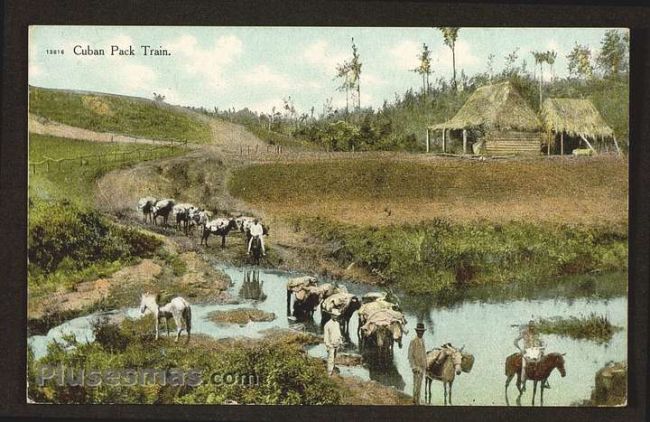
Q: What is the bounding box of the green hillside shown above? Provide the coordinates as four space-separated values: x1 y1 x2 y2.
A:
29 86 213 143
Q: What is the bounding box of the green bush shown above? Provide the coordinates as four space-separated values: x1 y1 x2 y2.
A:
298 217 627 295
29 318 342 404
28 199 162 280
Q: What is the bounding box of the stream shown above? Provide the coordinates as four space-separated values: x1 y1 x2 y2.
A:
28 265 627 406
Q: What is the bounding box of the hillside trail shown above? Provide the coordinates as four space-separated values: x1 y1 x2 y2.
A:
28 113 192 147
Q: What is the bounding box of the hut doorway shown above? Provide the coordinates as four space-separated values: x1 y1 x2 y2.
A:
553 132 581 155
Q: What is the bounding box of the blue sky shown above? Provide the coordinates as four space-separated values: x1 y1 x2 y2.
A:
29 26 626 114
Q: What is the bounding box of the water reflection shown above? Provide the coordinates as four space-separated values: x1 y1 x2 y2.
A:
239 270 267 302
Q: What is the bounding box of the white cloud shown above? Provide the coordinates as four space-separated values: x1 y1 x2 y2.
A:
115 62 157 91
166 34 243 90
241 64 291 90
245 98 286 114
29 64 43 78
363 72 386 87
435 40 479 70
388 40 421 71
303 40 347 74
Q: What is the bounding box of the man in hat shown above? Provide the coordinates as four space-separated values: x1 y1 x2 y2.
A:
514 320 546 390
408 322 427 404
247 218 266 256
324 309 343 376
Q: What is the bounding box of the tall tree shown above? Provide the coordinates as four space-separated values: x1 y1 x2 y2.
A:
567 43 594 80
546 50 557 80
438 27 460 91
335 60 353 114
412 43 433 94
596 29 628 78
503 48 520 78
349 38 362 110
531 51 546 105
486 53 495 82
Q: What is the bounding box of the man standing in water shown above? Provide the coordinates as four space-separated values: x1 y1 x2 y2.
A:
514 320 548 390
408 322 427 405
324 309 343 376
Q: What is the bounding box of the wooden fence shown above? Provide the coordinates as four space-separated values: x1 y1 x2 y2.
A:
28 140 187 174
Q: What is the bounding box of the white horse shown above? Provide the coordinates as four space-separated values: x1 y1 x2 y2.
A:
139 292 192 343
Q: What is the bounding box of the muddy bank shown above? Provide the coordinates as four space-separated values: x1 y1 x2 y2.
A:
208 308 276 325
28 250 232 335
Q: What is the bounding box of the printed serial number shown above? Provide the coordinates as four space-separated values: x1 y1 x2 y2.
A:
46 49 64 55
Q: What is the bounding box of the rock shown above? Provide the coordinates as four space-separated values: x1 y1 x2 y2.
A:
258 327 322 346
335 353 363 366
590 361 627 406
207 308 276 325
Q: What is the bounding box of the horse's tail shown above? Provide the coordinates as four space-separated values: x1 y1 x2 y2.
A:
505 353 517 376
184 305 192 333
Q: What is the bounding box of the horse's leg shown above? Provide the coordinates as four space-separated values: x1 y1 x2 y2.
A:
426 378 431 404
221 235 226 248
532 380 537 406
505 373 514 405
154 314 159 340
165 317 170 336
540 380 545 406
449 380 453 405
443 382 448 406
174 313 183 343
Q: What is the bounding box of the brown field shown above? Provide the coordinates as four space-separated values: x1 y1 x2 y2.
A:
229 154 628 226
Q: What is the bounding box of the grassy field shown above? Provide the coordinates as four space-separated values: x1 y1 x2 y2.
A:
29 134 185 206
29 86 213 143
229 155 628 225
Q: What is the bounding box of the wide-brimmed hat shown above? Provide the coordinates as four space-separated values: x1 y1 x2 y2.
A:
415 322 426 332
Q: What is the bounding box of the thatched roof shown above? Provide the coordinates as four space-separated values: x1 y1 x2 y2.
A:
541 98 614 139
429 81 542 132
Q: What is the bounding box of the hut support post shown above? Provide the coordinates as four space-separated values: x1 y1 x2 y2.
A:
426 128 430 153
612 136 621 155
547 134 551 155
579 134 597 153
442 129 446 153
462 129 468 154
560 132 564 155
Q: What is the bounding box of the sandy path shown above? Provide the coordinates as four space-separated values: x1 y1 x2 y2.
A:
29 113 185 146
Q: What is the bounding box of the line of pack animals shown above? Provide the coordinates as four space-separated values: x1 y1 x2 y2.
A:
137 196 566 406
137 196 268 249
287 275 565 406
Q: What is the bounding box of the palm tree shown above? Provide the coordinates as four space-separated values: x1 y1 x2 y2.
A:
545 50 557 81
531 50 546 106
438 27 460 91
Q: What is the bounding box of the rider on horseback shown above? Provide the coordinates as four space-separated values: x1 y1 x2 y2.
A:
514 320 549 390
247 218 266 256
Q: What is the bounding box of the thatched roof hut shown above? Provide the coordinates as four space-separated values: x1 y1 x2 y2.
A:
426 81 543 155
430 81 542 132
541 98 614 139
540 98 619 154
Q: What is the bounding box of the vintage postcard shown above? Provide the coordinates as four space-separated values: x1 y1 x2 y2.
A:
26 26 628 406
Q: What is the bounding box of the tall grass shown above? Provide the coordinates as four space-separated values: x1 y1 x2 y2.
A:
533 313 623 343
292 217 627 295
29 86 213 143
